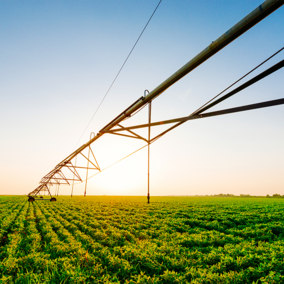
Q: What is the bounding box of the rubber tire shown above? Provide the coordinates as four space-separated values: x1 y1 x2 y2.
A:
28 197 35 202
50 198 57 202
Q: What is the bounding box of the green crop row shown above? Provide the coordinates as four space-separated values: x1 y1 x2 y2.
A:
1 196 284 283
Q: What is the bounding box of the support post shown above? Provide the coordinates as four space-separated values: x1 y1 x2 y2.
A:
84 132 95 197
148 100 152 204
46 184 52 198
71 155 77 198
84 151 90 197
29 0 284 197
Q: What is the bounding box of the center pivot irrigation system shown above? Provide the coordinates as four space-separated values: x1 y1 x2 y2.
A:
28 0 284 202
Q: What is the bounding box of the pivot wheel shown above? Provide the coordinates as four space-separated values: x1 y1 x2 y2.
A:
28 197 35 202
50 198 57 202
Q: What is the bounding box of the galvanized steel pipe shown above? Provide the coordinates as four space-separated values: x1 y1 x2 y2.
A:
43 0 284 181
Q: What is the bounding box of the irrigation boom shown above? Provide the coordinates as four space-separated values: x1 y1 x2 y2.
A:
28 0 284 202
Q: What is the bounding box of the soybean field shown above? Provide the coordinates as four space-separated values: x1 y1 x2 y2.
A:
1 196 284 283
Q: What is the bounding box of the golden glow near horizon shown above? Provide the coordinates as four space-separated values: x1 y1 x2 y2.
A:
0 0 283 196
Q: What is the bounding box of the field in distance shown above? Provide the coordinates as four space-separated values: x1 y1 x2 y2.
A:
1 195 284 283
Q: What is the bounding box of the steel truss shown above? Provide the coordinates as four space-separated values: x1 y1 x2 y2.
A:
27 143 101 201
28 0 284 202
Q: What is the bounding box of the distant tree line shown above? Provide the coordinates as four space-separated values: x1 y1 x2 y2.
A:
206 193 284 198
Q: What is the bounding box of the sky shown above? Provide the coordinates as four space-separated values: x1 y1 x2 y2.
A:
0 0 283 197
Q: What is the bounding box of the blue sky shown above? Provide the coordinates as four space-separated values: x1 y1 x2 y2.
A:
0 0 283 196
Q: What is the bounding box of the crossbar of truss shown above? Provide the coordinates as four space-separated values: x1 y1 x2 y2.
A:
67 166 98 170
89 146 101 171
117 123 148 142
29 0 284 200
64 163 82 181
107 98 284 133
107 131 145 140
80 152 99 169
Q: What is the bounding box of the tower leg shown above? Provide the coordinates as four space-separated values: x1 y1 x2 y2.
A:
84 132 95 197
148 101 152 204
71 155 77 198
84 148 90 197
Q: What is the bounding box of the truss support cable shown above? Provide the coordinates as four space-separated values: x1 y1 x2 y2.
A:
57 96 284 187
44 0 284 172
148 101 152 204
71 144 149 184
73 0 163 150
71 155 77 198
68 97 284 185
195 59 284 115
148 58 284 143
96 0 284 133
192 46 284 116
84 132 95 197
62 0 284 169
197 98 284 118
30 0 284 198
